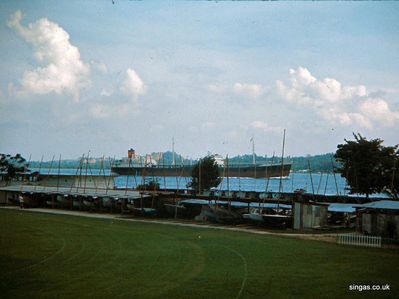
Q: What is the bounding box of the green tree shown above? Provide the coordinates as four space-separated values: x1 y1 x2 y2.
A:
0 153 29 181
187 155 221 193
334 134 398 198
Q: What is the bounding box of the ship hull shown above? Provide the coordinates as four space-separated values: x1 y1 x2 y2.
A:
111 163 291 178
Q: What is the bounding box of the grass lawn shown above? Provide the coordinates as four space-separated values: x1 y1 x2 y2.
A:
0 209 398 299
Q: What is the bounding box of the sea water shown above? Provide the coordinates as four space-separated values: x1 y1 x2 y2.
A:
33 168 352 196
31 168 390 198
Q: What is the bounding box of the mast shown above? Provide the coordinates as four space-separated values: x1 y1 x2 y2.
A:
56 154 61 192
162 152 166 191
307 159 315 196
324 173 330 195
125 154 132 195
238 164 241 191
226 154 230 209
172 137 175 167
46 155 55 207
262 153 275 212
34 155 44 191
83 150 90 194
278 129 286 193
77 154 85 191
198 158 201 194
330 155 340 195
86 156 98 191
47 155 55 177
100 155 106 190
105 155 115 195
251 136 256 165
316 172 323 194
278 129 286 213
251 136 257 190
70 153 84 193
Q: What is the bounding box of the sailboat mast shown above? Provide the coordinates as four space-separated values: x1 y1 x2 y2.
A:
172 137 175 167
226 154 230 198
251 136 256 165
83 150 90 194
34 155 44 191
56 154 61 192
198 158 201 194
278 129 286 193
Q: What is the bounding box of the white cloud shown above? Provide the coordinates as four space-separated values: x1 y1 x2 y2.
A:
121 68 146 97
89 68 145 120
359 98 399 126
277 66 398 129
233 83 263 98
277 66 367 105
7 10 90 100
250 120 282 132
208 82 263 98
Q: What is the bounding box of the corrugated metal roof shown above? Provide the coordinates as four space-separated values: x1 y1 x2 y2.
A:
362 200 399 210
328 204 357 213
0 185 143 199
179 199 291 209
327 201 399 213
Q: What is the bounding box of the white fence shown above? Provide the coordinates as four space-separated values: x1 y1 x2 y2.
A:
337 234 381 248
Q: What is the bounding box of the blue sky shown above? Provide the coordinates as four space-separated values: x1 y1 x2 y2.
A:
0 1 398 160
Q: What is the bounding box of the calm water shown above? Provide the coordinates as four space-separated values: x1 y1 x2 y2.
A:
33 168 350 195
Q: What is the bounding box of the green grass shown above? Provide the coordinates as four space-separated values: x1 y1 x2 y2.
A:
0 209 398 299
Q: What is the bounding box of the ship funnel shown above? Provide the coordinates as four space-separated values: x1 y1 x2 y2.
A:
128 148 135 159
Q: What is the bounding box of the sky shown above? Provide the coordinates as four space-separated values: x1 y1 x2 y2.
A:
0 1 398 160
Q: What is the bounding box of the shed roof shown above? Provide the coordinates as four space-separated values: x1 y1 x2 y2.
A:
0 185 142 199
180 199 291 209
327 203 364 213
326 201 399 213
362 200 399 211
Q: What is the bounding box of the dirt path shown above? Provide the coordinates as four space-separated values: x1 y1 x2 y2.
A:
1 206 339 243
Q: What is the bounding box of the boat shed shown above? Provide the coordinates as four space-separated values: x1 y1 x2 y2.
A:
0 173 141 206
293 202 328 230
357 200 399 238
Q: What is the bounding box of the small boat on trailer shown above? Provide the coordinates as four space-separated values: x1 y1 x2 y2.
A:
83 197 96 209
101 197 113 209
126 200 158 216
195 203 242 224
243 207 292 228
164 203 187 218
71 196 83 209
